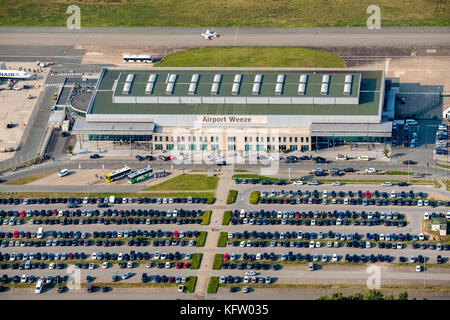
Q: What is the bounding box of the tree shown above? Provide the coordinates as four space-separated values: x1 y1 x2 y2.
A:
67 144 74 154
364 289 385 300
397 292 408 300
383 147 390 157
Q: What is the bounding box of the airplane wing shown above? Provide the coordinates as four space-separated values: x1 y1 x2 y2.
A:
0 63 6 70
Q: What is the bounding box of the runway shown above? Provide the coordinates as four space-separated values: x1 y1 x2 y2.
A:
0 27 449 48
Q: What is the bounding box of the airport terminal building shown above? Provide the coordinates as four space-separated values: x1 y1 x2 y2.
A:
72 67 393 152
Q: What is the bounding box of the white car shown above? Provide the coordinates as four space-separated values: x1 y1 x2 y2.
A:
102 262 109 269
315 241 321 248
327 241 333 248
381 181 392 186
91 252 97 260
309 241 315 248
416 265 421 272
366 242 371 248
308 180 319 185
419 233 424 241
322 190 327 198
332 253 338 262
418 199 423 206
88 263 95 270
245 271 257 276
178 285 185 293
423 212 430 220
332 181 341 186
243 276 249 283
165 261 171 268
293 180 303 185
365 168 377 174
21 274 27 283
390 191 397 198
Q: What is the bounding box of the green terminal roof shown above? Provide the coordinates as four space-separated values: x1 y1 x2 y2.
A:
90 68 383 116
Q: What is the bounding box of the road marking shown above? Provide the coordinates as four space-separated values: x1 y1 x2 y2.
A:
233 27 239 45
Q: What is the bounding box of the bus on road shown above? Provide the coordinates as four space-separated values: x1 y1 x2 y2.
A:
127 167 153 184
105 166 131 183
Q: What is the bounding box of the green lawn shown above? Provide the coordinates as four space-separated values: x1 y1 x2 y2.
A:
1 1 447 27
226 190 238 204
190 254 202 269
222 211 232 226
185 276 197 293
249 191 260 204
207 277 219 294
213 254 224 270
200 210 211 225
155 47 346 68
145 174 218 191
3 172 54 185
217 232 228 247
196 231 207 247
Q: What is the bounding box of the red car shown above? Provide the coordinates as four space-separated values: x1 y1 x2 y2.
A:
365 190 371 199
223 253 230 261
53 209 58 216
68 253 73 260
183 262 189 269
283 199 288 204
175 262 181 269
173 230 179 238
19 211 26 217
13 230 19 238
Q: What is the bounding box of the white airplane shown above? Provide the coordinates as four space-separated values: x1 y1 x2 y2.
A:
0 63 32 80
201 29 218 40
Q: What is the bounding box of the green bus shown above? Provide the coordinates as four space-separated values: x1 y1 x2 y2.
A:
127 166 153 184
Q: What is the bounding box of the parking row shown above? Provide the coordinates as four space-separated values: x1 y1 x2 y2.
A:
258 197 446 207
230 217 405 227
4 217 204 226
1 197 209 206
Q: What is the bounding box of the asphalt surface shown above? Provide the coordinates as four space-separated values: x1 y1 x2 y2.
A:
0 27 449 47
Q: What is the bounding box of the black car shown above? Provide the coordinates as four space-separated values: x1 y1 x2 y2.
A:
90 154 101 159
397 182 408 187
135 155 145 161
402 160 416 165
57 286 65 293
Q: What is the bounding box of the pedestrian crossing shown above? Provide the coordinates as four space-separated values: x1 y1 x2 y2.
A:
50 73 83 77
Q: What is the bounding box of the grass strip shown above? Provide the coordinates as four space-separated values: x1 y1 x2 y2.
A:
207 276 219 294
249 191 260 204
195 231 207 247
226 190 238 204
213 254 224 270
222 211 232 226
200 210 211 225
190 254 202 270
144 174 218 191
217 232 228 247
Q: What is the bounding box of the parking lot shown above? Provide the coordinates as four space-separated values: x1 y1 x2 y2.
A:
0 169 448 298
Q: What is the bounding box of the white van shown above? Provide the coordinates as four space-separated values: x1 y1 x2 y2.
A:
35 279 44 294
109 195 116 204
37 227 44 239
58 169 69 177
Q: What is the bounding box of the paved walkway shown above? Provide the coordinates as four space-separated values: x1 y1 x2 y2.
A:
193 167 233 298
